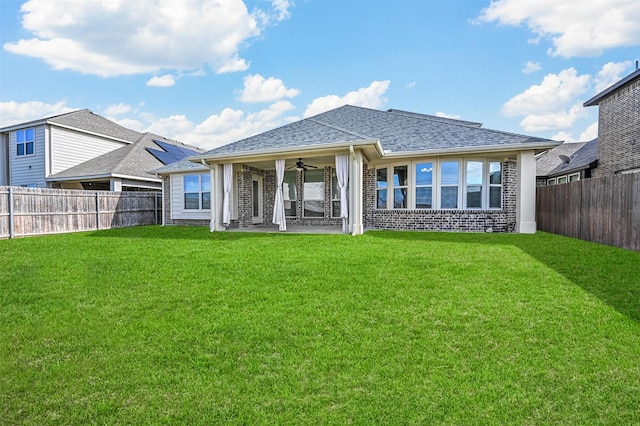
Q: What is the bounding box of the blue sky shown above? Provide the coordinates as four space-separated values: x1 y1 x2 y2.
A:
1 0 639 150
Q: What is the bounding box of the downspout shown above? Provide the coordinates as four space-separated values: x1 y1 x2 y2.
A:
156 173 165 226
201 159 216 232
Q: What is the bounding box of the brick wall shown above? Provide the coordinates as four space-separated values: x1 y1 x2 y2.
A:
595 78 640 176
364 161 518 232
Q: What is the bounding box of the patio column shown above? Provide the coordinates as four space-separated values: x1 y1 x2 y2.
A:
516 150 536 234
349 147 364 235
211 164 225 232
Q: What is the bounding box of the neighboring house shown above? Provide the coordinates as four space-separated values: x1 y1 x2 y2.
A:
0 109 201 191
584 66 640 176
155 105 559 234
48 133 202 191
536 139 598 185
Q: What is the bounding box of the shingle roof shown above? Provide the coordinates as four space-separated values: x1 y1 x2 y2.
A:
536 139 598 177
48 109 142 142
199 105 557 158
48 133 204 181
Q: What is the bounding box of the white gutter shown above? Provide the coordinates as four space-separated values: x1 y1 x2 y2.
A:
381 141 562 158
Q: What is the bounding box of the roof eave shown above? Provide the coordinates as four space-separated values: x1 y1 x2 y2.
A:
47 173 161 183
381 140 562 158
190 139 384 164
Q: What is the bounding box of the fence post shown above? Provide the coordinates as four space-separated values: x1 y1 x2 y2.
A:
96 192 101 230
8 187 14 239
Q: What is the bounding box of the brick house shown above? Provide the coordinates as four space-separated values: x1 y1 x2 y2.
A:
154 105 559 234
584 67 640 176
536 139 598 186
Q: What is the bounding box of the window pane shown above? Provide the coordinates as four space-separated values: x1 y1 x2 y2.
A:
184 175 199 192
569 174 580 182
25 128 34 141
26 142 34 155
285 200 297 217
185 193 199 209
332 200 341 217
201 174 211 192
441 187 458 209
466 161 483 185
489 162 502 184
377 189 387 209
283 171 297 201
17 143 25 156
441 161 459 185
393 165 408 186
253 180 259 217
304 200 324 217
394 188 407 208
415 187 432 209
331 169 339 200
415 163 433 185
17 130 25 143
304 169 324 200
466 185 482 209
202 192 211 209
376 168 387 189
558 176 567 184
489 187 501 209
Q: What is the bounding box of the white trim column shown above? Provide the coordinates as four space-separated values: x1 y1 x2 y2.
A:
516 150 536 234
211 164 225 232
349 148 364 235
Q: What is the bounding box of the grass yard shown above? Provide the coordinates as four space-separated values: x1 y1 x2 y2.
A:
1 227 639 425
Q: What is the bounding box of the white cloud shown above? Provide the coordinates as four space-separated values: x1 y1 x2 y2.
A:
239 74 300 103
406 81 416 89
3 0 291 77
503 68 590 116
147 74 177 87
0 100 76 127
435 112 461 120
519 103 588 132
104 103 132 116
522 61 541 74
594 61 633 93
579 122 598 141
476 0 640 57
303 80 390 118
550 131 574 143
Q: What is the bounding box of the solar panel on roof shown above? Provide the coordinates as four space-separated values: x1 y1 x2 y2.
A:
147 140 200 165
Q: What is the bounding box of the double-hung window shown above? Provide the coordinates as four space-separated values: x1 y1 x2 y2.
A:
393 165 409 208
283 170 297 217
489 162 502 209
303 169 324 217
415 162 433 209
184 174 210 210
440 161 460 209
376 168 388 209
16 128 35 156
465 161 483 209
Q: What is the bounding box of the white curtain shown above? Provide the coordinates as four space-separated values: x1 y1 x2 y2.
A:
272 159 287 231
335 154 349 233
222 163 233 226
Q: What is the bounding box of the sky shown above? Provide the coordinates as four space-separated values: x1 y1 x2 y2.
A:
1 0 639 150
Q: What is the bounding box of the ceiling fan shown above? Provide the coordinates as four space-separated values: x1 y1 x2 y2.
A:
288 158 318 171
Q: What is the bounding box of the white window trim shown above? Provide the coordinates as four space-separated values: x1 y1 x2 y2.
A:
183 173 211 211
375 158 503 211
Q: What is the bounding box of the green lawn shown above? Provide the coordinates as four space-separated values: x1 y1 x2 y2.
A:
1 227 639 425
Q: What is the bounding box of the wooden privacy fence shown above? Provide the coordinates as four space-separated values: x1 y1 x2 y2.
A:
536 173 640 251
0 186 161 239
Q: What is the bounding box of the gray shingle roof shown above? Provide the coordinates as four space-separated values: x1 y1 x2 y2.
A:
48 133 204 181
536 139 598 177
48 109 142 142
200 105 557 158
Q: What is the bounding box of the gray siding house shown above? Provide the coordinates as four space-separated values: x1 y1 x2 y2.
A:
156 105 559 234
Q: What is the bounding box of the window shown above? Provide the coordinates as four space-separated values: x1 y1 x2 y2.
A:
415 162 433 209
489 162 502 209
16 128 34 156
557 176 568 184
393 165 408 208
569 173 580 182
283 170 297 217
547 178 557 185
440 161 459 209
184 173 210 210
376 168 388 209
331 168 341 217
465 161 483 209
303 169 324 217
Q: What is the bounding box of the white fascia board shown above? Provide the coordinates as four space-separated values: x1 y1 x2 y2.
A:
381 141 562 159
190 139 384 164
46 173 161 183
48 122 135 144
